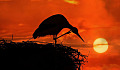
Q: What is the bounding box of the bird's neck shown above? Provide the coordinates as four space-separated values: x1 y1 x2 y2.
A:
69 25 74 30
64 23 74 30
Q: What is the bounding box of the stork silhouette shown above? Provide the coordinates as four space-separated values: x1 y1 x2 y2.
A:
33 14 84 45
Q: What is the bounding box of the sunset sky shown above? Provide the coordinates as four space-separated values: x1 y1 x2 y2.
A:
0 0 120 70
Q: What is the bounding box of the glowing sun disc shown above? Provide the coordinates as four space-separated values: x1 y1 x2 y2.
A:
93 38 108 53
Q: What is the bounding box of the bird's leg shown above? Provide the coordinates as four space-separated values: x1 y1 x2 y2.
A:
57 30 71 39
53 35 57 47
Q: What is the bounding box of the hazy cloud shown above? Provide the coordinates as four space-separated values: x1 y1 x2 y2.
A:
64 0 79 4
104 0 120 22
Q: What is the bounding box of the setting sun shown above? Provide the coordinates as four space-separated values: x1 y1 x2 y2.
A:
93 38 108 53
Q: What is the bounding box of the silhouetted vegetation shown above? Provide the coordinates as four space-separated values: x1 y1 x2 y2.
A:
0 39 87 70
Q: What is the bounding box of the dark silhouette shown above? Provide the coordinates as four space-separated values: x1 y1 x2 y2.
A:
33 14 84 43
0 40 88 70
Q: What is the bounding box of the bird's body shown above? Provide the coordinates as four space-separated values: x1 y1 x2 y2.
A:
33 14 72 37
33 14 84 42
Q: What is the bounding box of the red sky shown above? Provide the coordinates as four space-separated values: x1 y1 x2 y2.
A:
0 0 120 70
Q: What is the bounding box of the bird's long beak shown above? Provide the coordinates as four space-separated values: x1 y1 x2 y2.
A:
76 33 85 42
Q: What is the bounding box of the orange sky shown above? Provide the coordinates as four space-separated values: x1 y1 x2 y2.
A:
0 0 120 70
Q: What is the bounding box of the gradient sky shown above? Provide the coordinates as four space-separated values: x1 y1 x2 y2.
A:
0 0 120 70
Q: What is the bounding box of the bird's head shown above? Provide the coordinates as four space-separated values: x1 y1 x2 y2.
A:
71 27 85 42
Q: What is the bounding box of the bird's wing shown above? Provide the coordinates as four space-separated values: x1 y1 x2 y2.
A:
38 22 59 31
38 16 62 31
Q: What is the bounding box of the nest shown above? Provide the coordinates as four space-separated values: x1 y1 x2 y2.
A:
0 39 88 70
